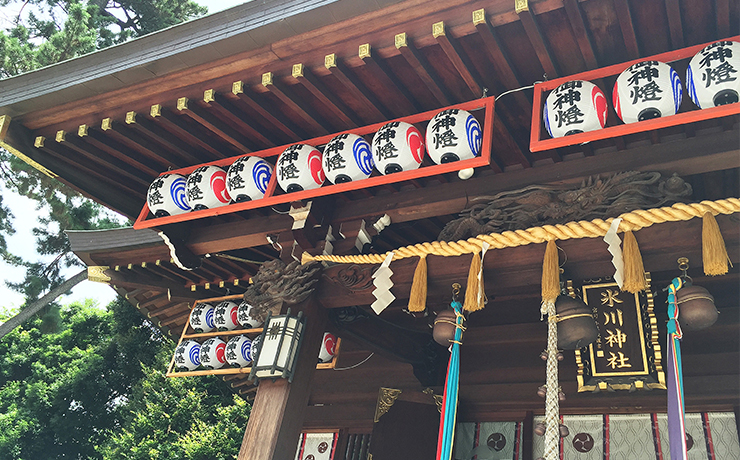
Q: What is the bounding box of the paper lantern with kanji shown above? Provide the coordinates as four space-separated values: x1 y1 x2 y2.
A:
174 340 201 371
225 335 253 367
236 301 263 329
276 144 325 193
189 302 215 333
544 80 608 138
200 337 227 370
146 173 190 217
425 109 482 164
613 60 682 123
185 165 231 210
687 40 740 108
249 335 262 363
371 121 425 175
213 301 240 331
322 133 374 184
226 156 272 202
318 332 337 363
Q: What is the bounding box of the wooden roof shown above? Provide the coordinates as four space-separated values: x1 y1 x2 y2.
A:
8 0 739 421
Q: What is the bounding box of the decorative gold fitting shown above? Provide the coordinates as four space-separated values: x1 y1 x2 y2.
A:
374 387 402 423
234 279 240 286
203 89 215 103
232 80 244 95
0 115 10 140
204 282 210 290
359 43 371 59
150 104 162 117
473 9 486 26
176 97 189 111
324 53 337 69
54 130 65 143
191 284 197 291
125 111 137 124
34 136 45 148
515 0 529 14
219 281 225 288
141 262 147 268
292 63 304 78
127 263 133 270
88 266 111 284
261 72 273 86
395 33 407 49
101 118 113 131
78 125 88 137
432 21 445 38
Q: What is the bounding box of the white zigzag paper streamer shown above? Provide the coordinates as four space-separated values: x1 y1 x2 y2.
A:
603 218 624 289
371 252 395 315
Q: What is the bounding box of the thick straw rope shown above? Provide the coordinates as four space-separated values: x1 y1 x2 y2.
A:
543 300 559 460
302 199 740 265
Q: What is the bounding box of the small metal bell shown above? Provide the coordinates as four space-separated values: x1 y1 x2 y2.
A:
540 350 548 361
555 295 599 350
433 309 459 346
559 424 569 438
676 285 718 331
534 422 546 436
537 385 547 398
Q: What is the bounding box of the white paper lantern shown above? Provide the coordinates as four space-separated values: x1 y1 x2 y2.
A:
236 301 263 329
173 340 201 371
213 301 240 331
687 40 740 108
189 303 215 333
200 337 227 370
185 165 231 210
276 144 325 193
425 109 482 164
613 60 682 123
249 335 261 363
147 173 190 217
318 332 338 363
322 133 374 184
544 80 608 138
225 335 253 367
372 121 425 175
226 156 272 202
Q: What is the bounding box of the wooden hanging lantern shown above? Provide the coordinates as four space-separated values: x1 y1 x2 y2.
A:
555 295 599 350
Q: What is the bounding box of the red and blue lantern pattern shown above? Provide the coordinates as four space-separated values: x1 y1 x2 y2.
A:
174 340 201 371
544 80 607 138
226 156 272 202
322 133 374 184
213 301 240 331
185 165 231 210
236 301 263 329
277 144 326 193
425 109 481 164
613 60 682 124
147 173 190 217
318 332 337 363
687 40 740 108
372 121 425 175
200 337 227 370
189 302 215 333
225 335 254 367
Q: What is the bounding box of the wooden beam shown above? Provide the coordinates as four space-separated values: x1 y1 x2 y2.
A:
358 44 421 115
77 124 160 178
124 112 204 165
100 117 183 169
291 63 360 129
176 97 254 154
472 10 524 91
516 1 560 78
613 0 641 59
237 296 327 460
201 90 276 149
395 32 452 106
562 0 599 69
260 72 331 136
664 0 685 49
227 81 304 141
432 21 483 98
716 0 730 37
325 53 391 121
149 104 223 160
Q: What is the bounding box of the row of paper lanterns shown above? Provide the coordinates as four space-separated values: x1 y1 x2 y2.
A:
147 108 482 217
544 40 739 138
173 300 337 370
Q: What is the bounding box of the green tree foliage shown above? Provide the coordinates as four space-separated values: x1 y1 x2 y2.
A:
0 297 250 460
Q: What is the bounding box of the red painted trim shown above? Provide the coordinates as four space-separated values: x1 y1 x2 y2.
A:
297 432 306 459
559 415 564 460
529 36 740 153
702 413 716 460
473 422 481 459
513 421 521 460
134 97 495 229
603 414 610 460
329 432 339 460
651 413 664 460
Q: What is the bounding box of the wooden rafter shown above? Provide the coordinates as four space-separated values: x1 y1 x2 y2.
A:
562 0 599 69
77 124 159 177
664 0 685 49
358 44 421 115
291 63 360 129
716 0 730 37
176 97 254 154
149 104 224 160
201 90 276 149
472 10 523 91
325 53 391 121
260 72 331 136
395 32 451 106
432 21 483 98
516 1 560 78
100 118 181 169
124 112 204 165
613 0 641 59
227 81 304 141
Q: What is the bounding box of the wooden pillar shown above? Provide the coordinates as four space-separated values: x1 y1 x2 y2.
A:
237 295 327 460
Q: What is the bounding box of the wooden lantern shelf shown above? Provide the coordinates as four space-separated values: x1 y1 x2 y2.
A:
133 96 495 230
166 294 340 378
529 36 740 153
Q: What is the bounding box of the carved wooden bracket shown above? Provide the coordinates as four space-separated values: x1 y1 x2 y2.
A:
374 387 402 423
242 259 322 322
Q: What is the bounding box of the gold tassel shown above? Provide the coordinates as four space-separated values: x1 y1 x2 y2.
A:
463 251 483 312
703 212 732 276
541 240 560 305
407 255 428 312
622 230 647 293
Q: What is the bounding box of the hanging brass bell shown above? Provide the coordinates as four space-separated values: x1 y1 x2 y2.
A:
676 285 718 331
433 309 460 346
555 295 599 350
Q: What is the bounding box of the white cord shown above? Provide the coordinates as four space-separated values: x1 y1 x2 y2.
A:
332 352 374 371
494 82 543 101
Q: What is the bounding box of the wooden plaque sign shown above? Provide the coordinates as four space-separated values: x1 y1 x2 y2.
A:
572 274 666 392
